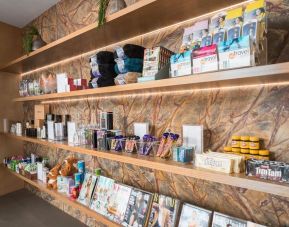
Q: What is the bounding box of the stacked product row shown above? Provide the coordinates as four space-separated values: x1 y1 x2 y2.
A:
18 0 266 97
4 155 265 227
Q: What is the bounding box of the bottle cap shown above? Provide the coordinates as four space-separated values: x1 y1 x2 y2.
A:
241 136 250 141
232 135 240 140
259 150 269 156
249 136 259 142
224 146 232 152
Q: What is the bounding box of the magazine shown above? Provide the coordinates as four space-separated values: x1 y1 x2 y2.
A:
178 203 212 227
89 176 115 216
148 194 180 227
107 183 132 223
77 173 98 206
123 188 153 227
212 212 247 227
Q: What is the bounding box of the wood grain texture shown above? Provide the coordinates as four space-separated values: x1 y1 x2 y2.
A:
0 0 245 74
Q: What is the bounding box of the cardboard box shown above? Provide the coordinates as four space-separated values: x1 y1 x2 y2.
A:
35 105 49 120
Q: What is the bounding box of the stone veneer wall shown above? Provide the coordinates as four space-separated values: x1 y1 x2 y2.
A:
22 0 289 226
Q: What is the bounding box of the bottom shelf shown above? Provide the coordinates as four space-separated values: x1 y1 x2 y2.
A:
5 167 120 227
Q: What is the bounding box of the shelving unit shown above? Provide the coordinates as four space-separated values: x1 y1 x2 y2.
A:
3 133 289 198
4 167 120 227
13 62 289 102
0 0 245 74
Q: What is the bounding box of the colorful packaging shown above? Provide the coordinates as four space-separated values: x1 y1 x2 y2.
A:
90 176 115 216
192 44 218 74
170 50 192 77
148 194 180 227
178 203 212 227
107 183 132 223
225 7 243 41
123 188 153 227
142 47 174 77
218 35 252 70
181 20 210 51
74 172 83 186
77 173 98 206
210 11 227 45
77 160 85 173
243 0 266 41
57 176 74 195
212 212 247 227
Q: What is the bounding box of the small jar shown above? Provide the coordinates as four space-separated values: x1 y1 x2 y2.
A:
240 148 250 154
249 136 260 150
231 135 241 148
224 146 232 152
259 150 269 157
232 147 241 153
250 149 259 155
240 136 250 149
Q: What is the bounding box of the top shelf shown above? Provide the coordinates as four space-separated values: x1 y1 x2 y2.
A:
0 0 245 74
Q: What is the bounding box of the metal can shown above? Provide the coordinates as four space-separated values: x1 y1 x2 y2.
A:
74 172 82 186
77 160 85 173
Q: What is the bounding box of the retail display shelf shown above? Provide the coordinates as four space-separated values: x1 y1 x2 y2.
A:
13 62 289 102
3 133 289 198
0 0 244 74
5 168 120 227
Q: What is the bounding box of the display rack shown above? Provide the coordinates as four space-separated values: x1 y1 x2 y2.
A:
4 167 120 227
0 0 244 74
3 133 289 198
13 62 289 102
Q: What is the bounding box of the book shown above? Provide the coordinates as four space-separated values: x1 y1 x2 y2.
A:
148 194 180 227
89 176 115 216
212 212 247 227
192 45 218 74
170 51 192 77
178 203 212 227
123 188 153 227
107 183 132 223
77 173 98 206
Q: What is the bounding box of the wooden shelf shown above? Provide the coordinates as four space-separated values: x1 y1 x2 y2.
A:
13 62 289 102
4 168 120 227
0 0 244 74
3 133 289 198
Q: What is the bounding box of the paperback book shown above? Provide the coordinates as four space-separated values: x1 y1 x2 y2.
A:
123 188 153 227
107 183 132 223
77 173 98 206
148 194 180 227
178 203 212 227
89 176 115 216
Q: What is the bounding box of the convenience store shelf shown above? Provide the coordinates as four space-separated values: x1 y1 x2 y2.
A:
13 62 289 102
5 168 120 227
0 0 244 74
3 133 289 198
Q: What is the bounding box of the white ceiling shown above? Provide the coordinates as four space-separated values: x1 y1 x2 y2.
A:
0 0 60 28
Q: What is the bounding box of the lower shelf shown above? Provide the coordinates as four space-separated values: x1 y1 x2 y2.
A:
3 133 289 198
5 167 120 227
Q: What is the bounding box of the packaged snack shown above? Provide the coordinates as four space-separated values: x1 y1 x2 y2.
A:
192 44 218 74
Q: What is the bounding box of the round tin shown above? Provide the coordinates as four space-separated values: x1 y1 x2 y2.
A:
77 160 85 173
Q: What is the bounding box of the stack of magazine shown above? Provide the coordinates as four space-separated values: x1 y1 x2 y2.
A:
76 173 266 227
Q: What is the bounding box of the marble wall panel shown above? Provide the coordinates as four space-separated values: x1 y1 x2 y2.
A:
19 0 289 226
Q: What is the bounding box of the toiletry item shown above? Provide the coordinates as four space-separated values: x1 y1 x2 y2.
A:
47 121 55 140
99 112 113 130
67 122 76 144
